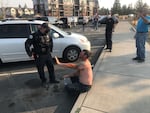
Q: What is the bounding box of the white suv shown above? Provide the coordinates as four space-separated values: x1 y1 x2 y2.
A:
0 20 91 64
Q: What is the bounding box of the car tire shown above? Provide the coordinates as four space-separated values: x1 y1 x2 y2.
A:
63 46 81 62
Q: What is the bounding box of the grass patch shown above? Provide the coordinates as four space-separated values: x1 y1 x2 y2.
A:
75 108 81 113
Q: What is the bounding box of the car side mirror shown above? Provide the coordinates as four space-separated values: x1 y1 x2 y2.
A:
53 33 59 38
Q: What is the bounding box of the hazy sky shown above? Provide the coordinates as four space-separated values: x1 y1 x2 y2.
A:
0 0 33 8
0 0 150 9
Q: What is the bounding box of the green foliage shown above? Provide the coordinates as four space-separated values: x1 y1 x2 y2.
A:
75 108 81 113
135 0 149 12
111 0 121 14
98 0 150 15
98 7 109 15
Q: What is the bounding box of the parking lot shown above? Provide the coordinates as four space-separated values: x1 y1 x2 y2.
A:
0 25 105 113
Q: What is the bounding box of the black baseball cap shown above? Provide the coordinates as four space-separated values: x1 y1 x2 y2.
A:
41 23 50 29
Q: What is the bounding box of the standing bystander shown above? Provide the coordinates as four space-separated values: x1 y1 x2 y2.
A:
132 9 150 63
94 14 99 30
104 15 115 52
82 17 86 32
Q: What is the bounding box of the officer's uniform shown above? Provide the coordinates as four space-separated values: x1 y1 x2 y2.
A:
25 26 57 84
105 17 115 51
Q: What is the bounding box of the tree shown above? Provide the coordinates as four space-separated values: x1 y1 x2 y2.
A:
111 0 121 15
18 4 22 9
135 0 149 12
24 3 28 9
98 7 109 15
121 5 127 15
127 4 135 14
120 4 135 15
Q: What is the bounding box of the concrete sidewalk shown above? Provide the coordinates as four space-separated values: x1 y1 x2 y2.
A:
71 21 150 113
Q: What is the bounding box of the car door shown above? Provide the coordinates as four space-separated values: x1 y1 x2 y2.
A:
0 24 31 63
49 28 68 58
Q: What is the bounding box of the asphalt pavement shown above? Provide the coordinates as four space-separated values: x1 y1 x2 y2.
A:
0 24 105 113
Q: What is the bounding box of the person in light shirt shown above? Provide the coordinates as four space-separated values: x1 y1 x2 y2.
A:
55 50 93 94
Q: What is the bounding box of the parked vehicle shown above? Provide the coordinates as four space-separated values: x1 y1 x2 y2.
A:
34 16 63 27
78 16 89 25
98 16 107 24
0 20 91 64
59 17 73 28
71 16 78 27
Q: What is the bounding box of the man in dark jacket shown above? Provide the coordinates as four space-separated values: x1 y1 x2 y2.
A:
104 15 115 52
25 23 59 88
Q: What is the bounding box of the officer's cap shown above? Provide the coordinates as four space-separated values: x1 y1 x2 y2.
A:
41 23 50 29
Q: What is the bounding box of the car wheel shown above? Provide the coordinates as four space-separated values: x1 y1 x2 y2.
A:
63 46 81 62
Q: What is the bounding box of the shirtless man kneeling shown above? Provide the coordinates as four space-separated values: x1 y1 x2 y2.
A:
55 49 93 94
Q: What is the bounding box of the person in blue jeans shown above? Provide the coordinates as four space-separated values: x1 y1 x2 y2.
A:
133 9 150 63
94 15 99 30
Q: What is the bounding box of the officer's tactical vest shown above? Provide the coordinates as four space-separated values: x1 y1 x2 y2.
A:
39 34 50 54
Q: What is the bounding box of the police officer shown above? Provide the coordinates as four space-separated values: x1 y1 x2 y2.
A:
104 15 115 52
25 23 59 87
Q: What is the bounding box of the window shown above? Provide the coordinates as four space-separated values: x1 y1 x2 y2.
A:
0 24 30 38
30 24 40 33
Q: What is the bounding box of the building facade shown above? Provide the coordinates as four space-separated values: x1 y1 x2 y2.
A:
33 0 99 17
0 7 34 19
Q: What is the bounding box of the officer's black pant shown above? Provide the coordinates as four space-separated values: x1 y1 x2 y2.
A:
105 31 112 49
35 53 56 83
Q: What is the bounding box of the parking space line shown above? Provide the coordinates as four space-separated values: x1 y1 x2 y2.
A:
0 73 10 76
0 70 37 76
91 45 104 49
12 70 37 75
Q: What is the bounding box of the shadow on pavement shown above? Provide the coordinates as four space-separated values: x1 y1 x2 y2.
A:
0 72 78 113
